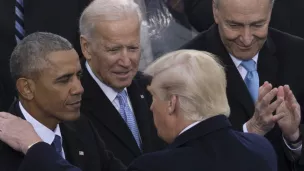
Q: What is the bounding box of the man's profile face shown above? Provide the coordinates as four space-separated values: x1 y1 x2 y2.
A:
213 0 272 60
33 49 84 122
87 14 141 91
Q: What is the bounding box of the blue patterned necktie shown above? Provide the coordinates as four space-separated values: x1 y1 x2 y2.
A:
52 135 63 156
117 90 142 150
15 0 25 43
241 60 259 102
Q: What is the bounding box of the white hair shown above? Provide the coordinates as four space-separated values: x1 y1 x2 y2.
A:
145 50 230 121
79 0 143 39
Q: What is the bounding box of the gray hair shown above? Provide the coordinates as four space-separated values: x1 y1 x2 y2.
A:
144 50 230 121
213 0 275 8
10 32 73 82
79 0 143 39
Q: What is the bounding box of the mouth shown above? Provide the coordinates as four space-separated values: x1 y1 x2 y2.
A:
67 100 81 108
113 71 131 78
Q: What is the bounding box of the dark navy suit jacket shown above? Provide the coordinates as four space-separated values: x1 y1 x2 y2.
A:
127 115 277 171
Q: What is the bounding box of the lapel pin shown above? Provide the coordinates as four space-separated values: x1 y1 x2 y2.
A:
79 151 84 156
140 95 144 99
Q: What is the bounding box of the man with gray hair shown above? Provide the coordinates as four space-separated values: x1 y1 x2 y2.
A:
79 0 165 166
0 32 125 171
127 50 277 171
182 0 304 170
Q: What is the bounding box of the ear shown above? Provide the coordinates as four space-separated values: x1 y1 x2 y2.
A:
212 0 219 24
168 95 177 115
16 78 35 100
80 35 92 61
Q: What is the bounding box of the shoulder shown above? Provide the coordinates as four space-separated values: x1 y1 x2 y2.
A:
269 27 304 49
234 132 277 169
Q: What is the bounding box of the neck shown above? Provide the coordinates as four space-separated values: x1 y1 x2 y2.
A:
20 100 59 131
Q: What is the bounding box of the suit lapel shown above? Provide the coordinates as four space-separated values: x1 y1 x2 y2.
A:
257 37 278 88
206 25 254 118
60 123 86 170
81 67 141 156
127 80 153 152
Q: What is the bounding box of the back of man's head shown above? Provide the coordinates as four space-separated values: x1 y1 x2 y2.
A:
144 50 230 121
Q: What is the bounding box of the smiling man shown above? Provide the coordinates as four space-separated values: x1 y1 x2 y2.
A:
0 32 125 171
182 0 304 170
78 0 165 166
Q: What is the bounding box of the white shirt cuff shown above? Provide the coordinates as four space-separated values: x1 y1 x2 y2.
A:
243 122 248 133
282 135 302 155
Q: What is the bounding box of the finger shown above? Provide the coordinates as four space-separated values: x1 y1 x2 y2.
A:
272 112 286 123
267 97 284 114
292 103 301 121
258 82 272 101
259 88 278 109
277 86 284 100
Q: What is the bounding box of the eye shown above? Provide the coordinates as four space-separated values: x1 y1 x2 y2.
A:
252 24 264 28
128 46 139 52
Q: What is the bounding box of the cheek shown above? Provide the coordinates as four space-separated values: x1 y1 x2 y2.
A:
221 26 239 41
253 27 268 40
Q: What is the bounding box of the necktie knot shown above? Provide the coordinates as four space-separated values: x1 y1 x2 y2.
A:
52 135 63 155
117 90 128 106
241 60 256 72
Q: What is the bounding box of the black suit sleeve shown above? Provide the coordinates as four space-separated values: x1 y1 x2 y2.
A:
18 142 82 171
88 120 127 171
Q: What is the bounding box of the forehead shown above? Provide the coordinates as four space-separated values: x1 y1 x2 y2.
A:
43 50 81 77
219 0 271 22
94 15 140 45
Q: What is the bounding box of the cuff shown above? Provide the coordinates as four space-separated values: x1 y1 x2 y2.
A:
243 122 248 133
283 135 302 155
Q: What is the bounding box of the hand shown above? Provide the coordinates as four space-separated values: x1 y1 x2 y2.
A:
276 85 301 142
0 112 42 154
246 82 285 136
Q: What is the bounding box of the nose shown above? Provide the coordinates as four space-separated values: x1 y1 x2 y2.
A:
119 48 132 67
71 78 84 95
240 27 254 46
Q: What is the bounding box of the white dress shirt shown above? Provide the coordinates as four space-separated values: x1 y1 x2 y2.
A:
179 121 201 135
19 102 66 158
229 54 302 154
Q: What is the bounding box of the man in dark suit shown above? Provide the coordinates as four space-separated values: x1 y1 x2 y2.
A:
127 50 277 171
0 32 125 171
78 0 165 166
182 0 304 170
0 0 91 112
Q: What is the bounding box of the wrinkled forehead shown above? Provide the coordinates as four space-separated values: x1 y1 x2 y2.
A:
218 0 272 23
218 0 272 14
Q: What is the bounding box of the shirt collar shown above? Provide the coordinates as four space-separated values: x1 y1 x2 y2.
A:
179 120 201 135
19 101 62 145
230 53 259 68
85 61 127 102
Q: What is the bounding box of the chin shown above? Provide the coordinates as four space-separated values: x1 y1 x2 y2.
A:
62 111 81 121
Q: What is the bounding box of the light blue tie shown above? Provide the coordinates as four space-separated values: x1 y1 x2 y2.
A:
52 135 63 157
117 90 142 150
15 0 25 43
241 60 259 102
